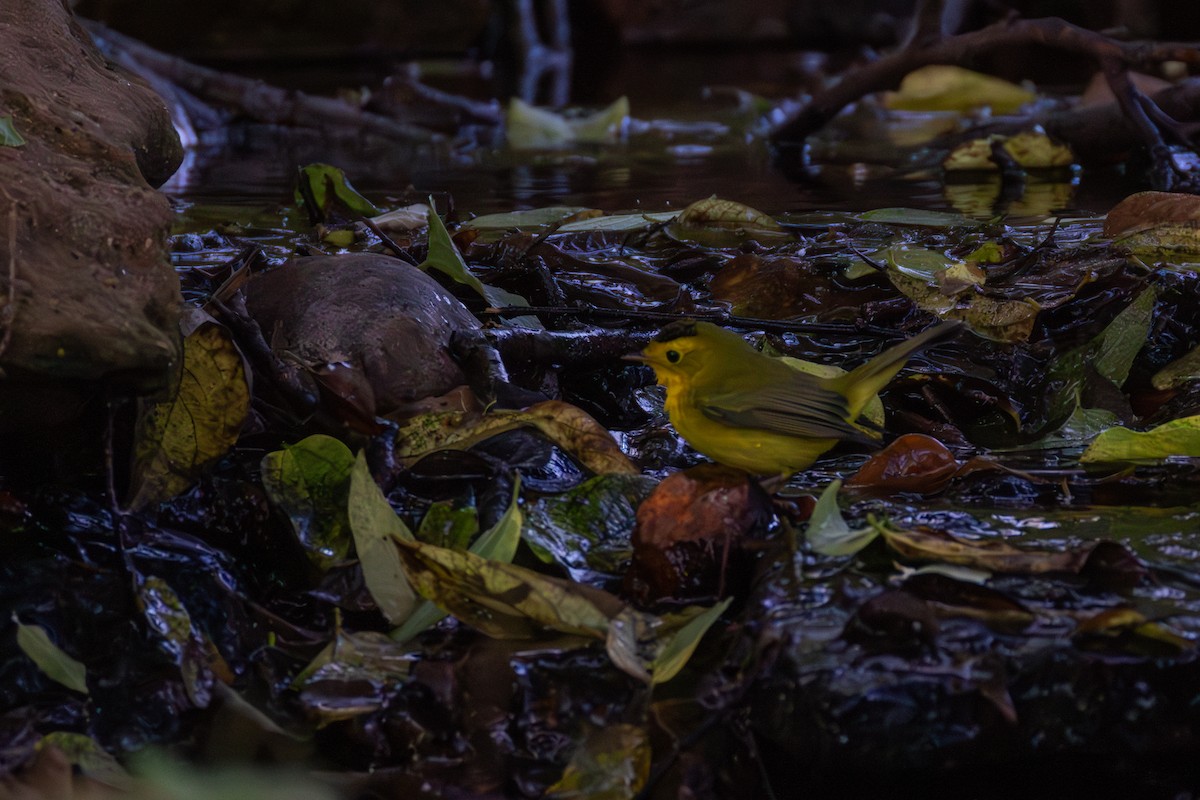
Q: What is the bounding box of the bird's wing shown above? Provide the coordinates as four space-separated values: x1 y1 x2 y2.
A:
699 380 878 444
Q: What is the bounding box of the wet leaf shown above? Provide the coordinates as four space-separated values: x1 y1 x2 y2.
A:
844 434 960 494
36 732 129 788
1072 608 1193 656
860 208 978 227
557 210 678 232
876 519 1143 579
137 576 212 707
294 163 382 217
14 616 88 694
1080 415 1200 463
524 474 655 581
393 400 637 475
393 537 624 641
464 206 600 230
1027 406 1118 449
805 480 880 556
649 597 731 685
1104 190 1200 238
666 197 790 246
884 65 1034 113
944 131 1074 171
392 481 527 642
0 115 26 147
348 451 417 625
370 202 430 233
261 434 355 571
881 248 1040 342
416 501 478 549
1152 344 1200 390
506 96 629 148
1045 287 1156 423
902 573 1034 631
419 202 539 327
129 314 250 510
544 724 651 799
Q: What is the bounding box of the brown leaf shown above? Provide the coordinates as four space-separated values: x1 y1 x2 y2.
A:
844 434 960 494
1104 190 1200 238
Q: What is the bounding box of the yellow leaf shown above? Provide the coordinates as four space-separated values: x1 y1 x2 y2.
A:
885 65 1034 114
1080 415 1200 463
348 451 418 624
129 314 249 510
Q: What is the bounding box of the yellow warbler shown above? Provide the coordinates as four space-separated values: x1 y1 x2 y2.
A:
627 320 962 475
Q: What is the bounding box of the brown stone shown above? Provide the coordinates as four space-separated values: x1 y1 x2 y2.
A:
0 0 183 430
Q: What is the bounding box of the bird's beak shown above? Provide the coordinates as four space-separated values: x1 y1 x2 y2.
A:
622 353 649 363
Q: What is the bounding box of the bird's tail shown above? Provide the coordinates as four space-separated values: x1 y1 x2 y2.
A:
827 321 963 419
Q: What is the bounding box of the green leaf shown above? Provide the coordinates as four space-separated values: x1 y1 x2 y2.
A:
416 501 478 549
348 451 417 625
1045 287 1156 423
294 163 382 217
419 202 541 328
506 96 629 149
649 598 731 685
557 211 678 233
0 115 26 147
138 576 210 706
261 435 355 571
523 474 654 581
1026 406 1117 450
1153 342 1200 390
1081 415 1200 463
391 480 523 642
128 313 250 510
463 206 598 230
805 480 881 556
14 616 88 694
37 733 130 788
860 208 979 227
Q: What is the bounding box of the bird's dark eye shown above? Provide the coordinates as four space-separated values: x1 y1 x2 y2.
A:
666 350 681 363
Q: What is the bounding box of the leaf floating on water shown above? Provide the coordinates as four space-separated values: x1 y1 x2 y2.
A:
1080 415 1200 463
261 434 355 571
128 312 250 510
884 65 1035 114
348 451 417 625
544 724 651 799
294 163 382 218
464 206 601 231
805 480 880 557
1072 608 1193 656
860 208 979 228
14 616 88 694
557 210 678 233
506 96 629 149
943 131 1074 171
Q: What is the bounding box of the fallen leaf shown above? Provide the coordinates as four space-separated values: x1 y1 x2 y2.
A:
844 434 961 494
128 312 250 510
884 65 1035 114
1081 415 1200 463
348 451 418 625
804 480 880 557
14 616 88 694
261 434 355 571
544 724 651 800
294 163 382 218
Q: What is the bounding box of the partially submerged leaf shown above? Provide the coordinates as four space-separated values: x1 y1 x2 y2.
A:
860 208 978 227
844 434 961 494
944 131 1074 171
666 197 790 246
1081 415 1200 463
1072 608 1193 655
506 96 630 149
14 616 88 694
261 435 355 570
1153 343 1200 390
557 211 678 233
348 451 417 625
464 206 600 231
370 203 430 234
884 65 1034 114
294 163 382 218
129 314 250 509
805 480 880 557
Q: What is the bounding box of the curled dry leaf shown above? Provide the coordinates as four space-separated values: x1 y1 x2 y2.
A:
1103 190 1200 238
